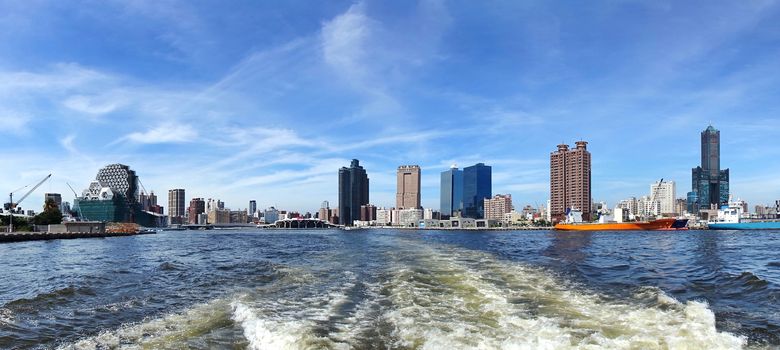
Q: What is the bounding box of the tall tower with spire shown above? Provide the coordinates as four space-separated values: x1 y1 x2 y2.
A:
689 125 729 214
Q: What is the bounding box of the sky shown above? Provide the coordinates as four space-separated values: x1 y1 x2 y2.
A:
1 0 780 213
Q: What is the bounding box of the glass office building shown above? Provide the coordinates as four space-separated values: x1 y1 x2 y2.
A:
691 126 729 213
462 163 492 219
440 166 463 217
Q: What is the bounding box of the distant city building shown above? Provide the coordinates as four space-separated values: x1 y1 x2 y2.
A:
338 159 369 226
188 198 205 224
319 201 332 224
168 189 185 225
376 208 391 225
249 200 257 218
360 204 377 221
462 163 492 219
208 209 230 224
263 207 279 224
398 208 423 227
230 210 248 224
44 193 62 211
484 194 512 221
777 200 780 218
74 164 165 227
691 125 729 214
675 198 687 216
440 165 463 218
550 141 592 222
396 165 421 209
650 181 676 215
424 208 441 220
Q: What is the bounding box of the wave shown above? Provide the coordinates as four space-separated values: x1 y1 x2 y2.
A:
3 286 96 311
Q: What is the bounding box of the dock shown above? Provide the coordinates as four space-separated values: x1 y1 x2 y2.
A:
0 229 156 243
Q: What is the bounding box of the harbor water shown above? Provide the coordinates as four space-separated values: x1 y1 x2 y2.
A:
0 229 778 349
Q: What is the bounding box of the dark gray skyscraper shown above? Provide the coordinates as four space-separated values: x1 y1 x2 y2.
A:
462 163 492 219
690 125 729 214
440 165 463 217
338 159 369 226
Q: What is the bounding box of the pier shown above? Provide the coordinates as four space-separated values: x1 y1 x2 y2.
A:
0 230 155 243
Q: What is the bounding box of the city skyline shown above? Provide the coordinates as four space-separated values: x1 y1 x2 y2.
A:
3 2 780 212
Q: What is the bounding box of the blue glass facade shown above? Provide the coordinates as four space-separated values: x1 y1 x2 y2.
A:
462 163 492 219
691 126 729 213
338 159 369 226
440 167 463 217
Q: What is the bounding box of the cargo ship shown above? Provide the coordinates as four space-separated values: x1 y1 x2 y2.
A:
708 204 780 230
553 209 683 231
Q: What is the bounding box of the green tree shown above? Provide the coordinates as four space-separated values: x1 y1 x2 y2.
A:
32 198 63 225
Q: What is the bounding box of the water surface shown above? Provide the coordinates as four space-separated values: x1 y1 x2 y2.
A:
0 229 778 349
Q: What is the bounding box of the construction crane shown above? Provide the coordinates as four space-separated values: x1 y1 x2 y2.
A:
5 174 52 232
648 178 664 219
66 182 85 221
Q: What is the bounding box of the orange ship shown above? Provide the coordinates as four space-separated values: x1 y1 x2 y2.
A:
554 218 677 231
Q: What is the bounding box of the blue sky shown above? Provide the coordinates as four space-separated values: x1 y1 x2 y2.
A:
2 0 780 213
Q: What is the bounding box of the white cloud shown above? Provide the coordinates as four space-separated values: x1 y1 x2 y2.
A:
321 3 374 80
63 94 122 115
123 123 198 144
0 110 30 134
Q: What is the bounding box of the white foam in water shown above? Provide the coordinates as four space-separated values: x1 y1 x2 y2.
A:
231 301 317 350
379 240 748 350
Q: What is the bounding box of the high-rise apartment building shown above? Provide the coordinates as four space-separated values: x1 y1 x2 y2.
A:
462 163 492 219
168 189 185 225
550 141 592 223
484 194 512 221
396 165 421 209
188 197 205 224
440 165 463 217
650 181 676 215
338 159 369 226
360 204 377 221
248 200 257 218
690 126 729 214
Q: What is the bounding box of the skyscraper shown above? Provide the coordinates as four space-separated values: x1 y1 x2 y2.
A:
690 125 729 214
188 197 205 224
550 141 592 223
168 189 185 225
396 165 421 209
338 159 369 226
440 165 463 217
248 200 257 218
462 163 492 219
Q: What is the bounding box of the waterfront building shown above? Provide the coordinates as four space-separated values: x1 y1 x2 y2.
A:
550 141 592 222
360 204 377 221
777 200 780 218
398 208 423 227
376 208 392 225
263 207 279 224
197 213 208 225
168 189 185 225
650 181 676 215
229 210 248 224
338 159 369 226
248 200 257 218
44 193 62 212
318 201 332 224
424 208 441 220
462 163 492 219
396 165 421 209
74 164 165 227
484 194 512 221
208 208 230 224
440 165 463 218
188 198 205 224
691 125 729 214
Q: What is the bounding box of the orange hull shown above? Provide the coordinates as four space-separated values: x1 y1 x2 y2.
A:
554 218 677 231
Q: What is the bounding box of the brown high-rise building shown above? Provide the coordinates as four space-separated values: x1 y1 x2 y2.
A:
550 141 592 223
360 204 377 221
168 189 185 225
484 194 513 221
396 165 421 209
188 198 205 224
